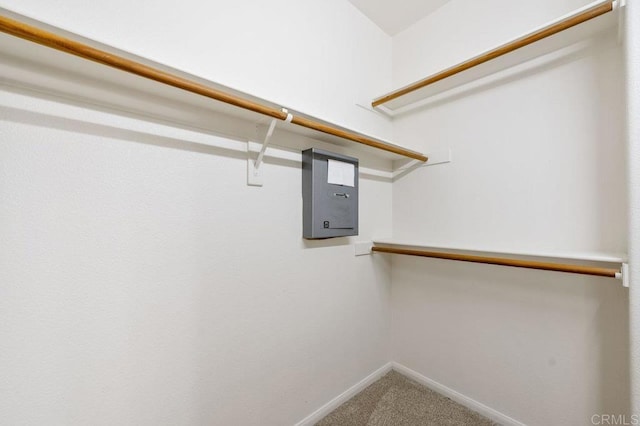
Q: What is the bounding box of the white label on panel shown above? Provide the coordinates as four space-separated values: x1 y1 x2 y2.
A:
327 159 354 187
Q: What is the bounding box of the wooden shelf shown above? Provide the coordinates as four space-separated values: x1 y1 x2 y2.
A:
0 10 427 163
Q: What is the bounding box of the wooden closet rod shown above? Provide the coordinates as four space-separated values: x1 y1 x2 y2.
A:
372 246 620 278
0 15 428 162
372 0 615 108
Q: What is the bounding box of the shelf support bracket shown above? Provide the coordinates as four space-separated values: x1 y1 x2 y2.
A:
616 263 629 287
248 108 293 186
392 148 452 180
254 118 278 172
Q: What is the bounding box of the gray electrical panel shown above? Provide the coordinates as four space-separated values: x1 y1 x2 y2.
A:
302 148 358 239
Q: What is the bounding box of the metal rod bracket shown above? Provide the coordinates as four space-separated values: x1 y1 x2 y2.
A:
247 108 292 186
616 263 629 287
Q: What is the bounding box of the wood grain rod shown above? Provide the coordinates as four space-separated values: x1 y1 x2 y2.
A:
372 246 620 278
372 0 614 108
0 14 428 162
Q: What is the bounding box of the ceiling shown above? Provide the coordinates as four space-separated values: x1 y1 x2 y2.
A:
348 0 451 36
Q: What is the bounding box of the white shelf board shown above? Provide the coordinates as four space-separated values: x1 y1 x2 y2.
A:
373 239 627 264
0 8 417 163
374 1 618 115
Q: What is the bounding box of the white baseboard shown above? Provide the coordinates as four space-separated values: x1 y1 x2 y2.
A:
294 361 526 426
391 362 526 426
294 362 393 426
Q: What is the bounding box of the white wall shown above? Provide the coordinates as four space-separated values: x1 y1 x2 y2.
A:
390 0 630 424
0 1 395 425
0 91 393 426
625 0 640 415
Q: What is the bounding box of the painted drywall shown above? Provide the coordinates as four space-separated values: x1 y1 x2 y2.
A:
0 88 393 426
0 1 395 424
389 0 630 424
625 0 640 415
346 0 451 36
0 0 392 141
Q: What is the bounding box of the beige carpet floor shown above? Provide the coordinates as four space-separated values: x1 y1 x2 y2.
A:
316 370 497 426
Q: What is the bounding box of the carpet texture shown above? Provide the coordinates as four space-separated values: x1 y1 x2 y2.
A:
316 370 496 426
